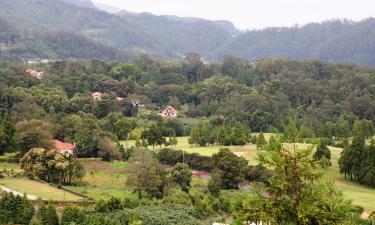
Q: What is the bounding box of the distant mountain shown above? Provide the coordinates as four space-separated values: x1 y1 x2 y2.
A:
60 0 95 9
0 0 375 66
93 2 121 14
214 18 375 66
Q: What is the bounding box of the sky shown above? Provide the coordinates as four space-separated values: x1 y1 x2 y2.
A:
92 0 375 30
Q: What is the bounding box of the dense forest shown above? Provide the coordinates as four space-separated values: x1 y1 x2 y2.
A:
1 0 375 65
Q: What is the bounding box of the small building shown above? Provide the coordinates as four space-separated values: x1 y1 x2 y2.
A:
116 97 124 101
53 140 75 155
132 101 145 108
92 92 102 101
161 105 178 118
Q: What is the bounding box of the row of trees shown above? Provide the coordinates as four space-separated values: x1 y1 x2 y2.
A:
339 134 375 187
189 122 249 147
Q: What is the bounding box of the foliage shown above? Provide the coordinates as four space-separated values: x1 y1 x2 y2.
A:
130 204 204 225
211 148 248 189
0 115 18 155
314 139 332 168
20 147 85 184
0 193 34 225
126 149 167 199
61 205 86 225
232 125 357 225
40 204 59 225
256 132 266 150
142 123 165 148
171 163 192 192
16 120 54 155
157 148 214 171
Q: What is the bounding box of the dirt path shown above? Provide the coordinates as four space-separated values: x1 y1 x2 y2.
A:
0 185 38 200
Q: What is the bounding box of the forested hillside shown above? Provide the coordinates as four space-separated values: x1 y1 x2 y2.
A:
215 18 375 66
1 0 375 65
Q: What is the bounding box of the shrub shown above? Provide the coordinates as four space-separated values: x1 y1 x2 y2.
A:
61 205 86 225
157 148 214 171
40 204 59 225
0 193 34 225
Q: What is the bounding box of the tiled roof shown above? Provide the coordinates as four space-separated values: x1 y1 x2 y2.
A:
53 140 75 150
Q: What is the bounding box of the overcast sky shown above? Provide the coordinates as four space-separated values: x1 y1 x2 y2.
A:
92 0 375 30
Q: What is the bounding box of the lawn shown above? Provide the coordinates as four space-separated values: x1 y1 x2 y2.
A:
325 146 375 213
63 159 135 200
0 178 83 201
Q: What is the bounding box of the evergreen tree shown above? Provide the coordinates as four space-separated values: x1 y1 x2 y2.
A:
256 132 266 150
0 193 34 225
61 205 86 225
313 139 332 168
231 122 248 145
171 163 192 192
232 133 356 225
40 204 59 225
0 115 17 154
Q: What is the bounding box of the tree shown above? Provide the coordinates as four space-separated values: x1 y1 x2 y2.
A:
142 123 164 148
84 214 121 225
16 120 53 155
40 204 59 225
98 136 122 161
231 122 248 145
211 148 248 189
20 148 85 184
339 132 365 182
111 63 142 81
171 163 192 192
232 135 356 225
313 139 332 168
126 149 167 199
256 132 266 150
0 193 34 225
0 115 18 154
61 205 86 225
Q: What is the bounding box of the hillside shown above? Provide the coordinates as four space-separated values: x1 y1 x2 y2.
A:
1 0 375 65
215 18 375 66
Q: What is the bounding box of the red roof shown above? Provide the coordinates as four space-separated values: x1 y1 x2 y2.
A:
53 140 75 151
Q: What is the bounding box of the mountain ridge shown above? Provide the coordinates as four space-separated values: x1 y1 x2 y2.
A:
0 0 375 66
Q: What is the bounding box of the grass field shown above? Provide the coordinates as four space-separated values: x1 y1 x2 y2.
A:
0 178 83 201
63 159 135 200
124 136 375 213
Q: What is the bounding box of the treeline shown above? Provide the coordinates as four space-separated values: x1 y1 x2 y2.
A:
1 56 374 134
339 130 375 187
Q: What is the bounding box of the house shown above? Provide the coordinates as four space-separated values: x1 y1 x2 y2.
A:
53 140 75 155
116 97 124 101
161 105 178 118
92 92 102 101
132 101 145 108
25 69 45 79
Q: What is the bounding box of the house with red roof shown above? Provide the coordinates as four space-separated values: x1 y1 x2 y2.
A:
53 140 75 155
161 106 178 118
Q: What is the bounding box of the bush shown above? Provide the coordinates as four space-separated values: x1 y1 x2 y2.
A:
61 205 86 225
40 204 59 225
157 148 214 171
0 193 34 225
84 214 121 225
130 204 204 225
